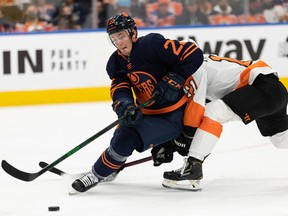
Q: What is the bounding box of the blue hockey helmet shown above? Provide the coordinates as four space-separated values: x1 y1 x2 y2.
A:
106 12 137 36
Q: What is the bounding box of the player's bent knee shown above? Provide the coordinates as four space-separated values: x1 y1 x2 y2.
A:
269 129 288 148
205 99 241 124
111 127 143 156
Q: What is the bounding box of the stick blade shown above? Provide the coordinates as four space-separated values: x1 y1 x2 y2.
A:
1 160 39 182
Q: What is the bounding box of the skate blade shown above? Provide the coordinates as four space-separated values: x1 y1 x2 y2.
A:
68 189 80 195
162 179 202 191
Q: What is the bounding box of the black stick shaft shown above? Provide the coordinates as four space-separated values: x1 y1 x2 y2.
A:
39 156 153 176
2 96 156 182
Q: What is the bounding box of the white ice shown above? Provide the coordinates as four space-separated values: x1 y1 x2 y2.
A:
1 102 288 216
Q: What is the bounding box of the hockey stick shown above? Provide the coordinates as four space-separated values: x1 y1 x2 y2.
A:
39 156 153 177
1 96 156 182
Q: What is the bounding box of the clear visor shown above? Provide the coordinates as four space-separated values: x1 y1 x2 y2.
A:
108 30 130 46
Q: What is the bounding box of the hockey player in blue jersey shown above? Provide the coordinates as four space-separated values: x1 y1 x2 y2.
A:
71 12 204 192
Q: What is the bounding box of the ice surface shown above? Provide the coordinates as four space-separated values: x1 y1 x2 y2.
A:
1 102 287 216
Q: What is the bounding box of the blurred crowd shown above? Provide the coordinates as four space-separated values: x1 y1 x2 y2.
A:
0 0 288 32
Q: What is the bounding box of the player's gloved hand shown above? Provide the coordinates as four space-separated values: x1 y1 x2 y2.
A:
151 141 176 167
154 72 185 104
112 98 142 127
172 126 197 156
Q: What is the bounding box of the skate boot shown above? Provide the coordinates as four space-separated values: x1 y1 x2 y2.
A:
72 170 99 192
162 156 203 191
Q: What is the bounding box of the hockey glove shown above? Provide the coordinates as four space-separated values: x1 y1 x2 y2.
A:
154 72 185 104
151 141 175 167
112 98 142 127
172 126 196 156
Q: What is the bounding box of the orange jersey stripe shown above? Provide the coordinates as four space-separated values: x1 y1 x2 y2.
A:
198 116 223 138
180 43 195 58
235 60 271 90
180 46 198 61
141 95 187 115
110 82 131 98
117 50 127 60
110 82 130 91
101 152 122 170
184 99 205 128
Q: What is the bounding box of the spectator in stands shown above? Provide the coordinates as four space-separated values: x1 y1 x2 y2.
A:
14 0 31 10
198 0 213 15
115 0 146 27
103 0 116 20
229 0 244 15
54 4 81 30
175 0 209 25
115 0 131 14
208 0 238 24
60 0 87 27
0 2 24 23
0 7 15 32
130 0 147 22
211 0 234 16
35 0 58 24
83 0 107 28
148 0 176 26
99 0 112 27
146 0 183 18
262 0 288 23
238 0 266 24
15 4 52 32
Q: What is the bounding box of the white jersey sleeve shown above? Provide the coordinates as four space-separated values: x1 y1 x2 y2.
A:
204 54 278 101
186 54 278 160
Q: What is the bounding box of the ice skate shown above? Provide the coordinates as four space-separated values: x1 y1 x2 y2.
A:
72 170 99 193
162 157 203 191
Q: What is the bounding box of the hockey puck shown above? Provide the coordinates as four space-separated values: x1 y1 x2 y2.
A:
48 206 60 212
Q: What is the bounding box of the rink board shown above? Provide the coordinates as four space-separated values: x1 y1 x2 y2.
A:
0 24 287 106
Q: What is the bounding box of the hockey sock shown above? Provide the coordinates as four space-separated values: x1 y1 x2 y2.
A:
93 148 126 178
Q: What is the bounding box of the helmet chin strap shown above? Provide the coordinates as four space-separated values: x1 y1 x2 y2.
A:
128 29 138 42
126 29 138 45
126 29 137 39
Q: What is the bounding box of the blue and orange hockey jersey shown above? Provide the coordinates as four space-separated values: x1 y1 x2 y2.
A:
106 33 203 115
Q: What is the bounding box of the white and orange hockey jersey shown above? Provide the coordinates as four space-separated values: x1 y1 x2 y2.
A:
182 54 278 160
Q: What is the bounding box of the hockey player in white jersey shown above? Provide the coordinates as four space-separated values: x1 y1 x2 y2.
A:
152 54 288 191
